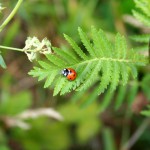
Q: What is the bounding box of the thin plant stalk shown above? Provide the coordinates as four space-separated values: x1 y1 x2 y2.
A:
0 0 23 32
121 118 150 150
0 45 23 52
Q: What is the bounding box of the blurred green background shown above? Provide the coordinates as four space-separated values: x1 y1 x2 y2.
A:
0 0 150 150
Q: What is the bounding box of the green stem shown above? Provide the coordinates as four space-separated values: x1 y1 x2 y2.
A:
0 45 48 52
0 0 23 32
0 45 23 52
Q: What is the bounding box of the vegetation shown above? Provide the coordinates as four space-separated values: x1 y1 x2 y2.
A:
0 0 150 150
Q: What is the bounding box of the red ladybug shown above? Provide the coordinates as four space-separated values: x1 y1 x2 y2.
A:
62 68 77 81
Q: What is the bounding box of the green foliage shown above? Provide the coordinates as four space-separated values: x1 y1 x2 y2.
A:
98 82 139 112
58 102 100 143
130 34 150 52
141 74 150 100
13 117 70 150
131 0 150 62
12 103 100 149
0 145 10 150
130 34 150 43
141 105 150 116
0 91 32 116
0 3 5 13
132 0 150 27
0 54 6 69
2 20 20 46
71 77 140 112
29 26 147 96
102 128 117 150
0 128 10 150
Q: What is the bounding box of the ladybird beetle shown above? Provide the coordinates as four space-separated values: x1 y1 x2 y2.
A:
62 68 77 81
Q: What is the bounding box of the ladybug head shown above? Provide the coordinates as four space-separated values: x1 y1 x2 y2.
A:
62 68 69 76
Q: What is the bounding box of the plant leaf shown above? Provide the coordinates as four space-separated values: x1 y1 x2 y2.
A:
0 55 6 69
29 26 147 96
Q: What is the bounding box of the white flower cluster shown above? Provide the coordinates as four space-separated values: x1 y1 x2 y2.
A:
23 37 52 61
0 3 5 13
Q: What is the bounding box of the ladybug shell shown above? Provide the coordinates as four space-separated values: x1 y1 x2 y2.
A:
66 68 77 81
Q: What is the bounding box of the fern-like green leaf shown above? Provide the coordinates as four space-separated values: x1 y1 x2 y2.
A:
133 10 150 27
141 74 150 100
141 105 150 116
109 62 120 91
53 77 66 96
115 86 127 110
97 61 112 94
77 61 101 91
130 34 150 43
44 70 58 88
64 34 88 60
53 47 79 64
127 83 138 106
98 90 115 113
133 0 150 27
78 27 96 57
134 0 150 17
0 54 6 69
29 26 147 95
46 54 67 67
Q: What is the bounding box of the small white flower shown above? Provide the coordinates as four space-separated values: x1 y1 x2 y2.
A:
23 37 52 61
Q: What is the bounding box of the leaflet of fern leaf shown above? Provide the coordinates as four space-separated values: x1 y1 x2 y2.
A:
77 61 101 91
71 90 85 103
128 64 138 79
141 110 150 116
44 70 58 88
46 54 67 67
130 34 150 43
73 63 96 90
97 61 112 95
28 67 37 77
119 63 129 85
115 34 120 58
141 74 150 99
28 67 44 77
127 83 138 106
75 63 94 88
129 49 146 65
38 61 52 69
38 71 50 81
110 62 120 91
133 10 150 27
134 45 149 52
53 77 67 96
98 90 115 113
115 86 126 110
91 26 103 57
78 27 96 57
97 29 112 57
134 0 150 17
64 34 88 60
60 81 75 95
81 87 99 108
52 47 79 64
119 35 127 59
115 33 124 58
73 64 87 87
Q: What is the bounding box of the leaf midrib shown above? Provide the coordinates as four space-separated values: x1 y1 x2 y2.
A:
68 57 143 68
